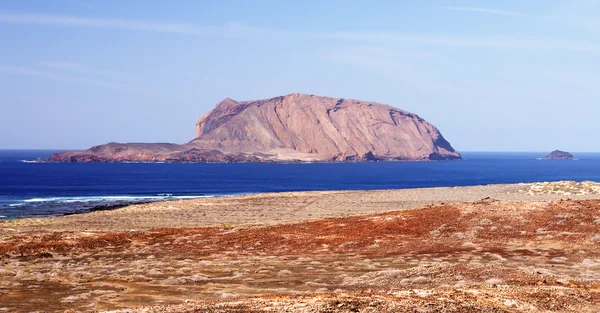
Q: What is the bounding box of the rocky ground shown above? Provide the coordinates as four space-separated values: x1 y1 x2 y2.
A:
1 181 599 312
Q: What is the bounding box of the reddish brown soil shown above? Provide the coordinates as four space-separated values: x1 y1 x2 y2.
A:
1 199 599 312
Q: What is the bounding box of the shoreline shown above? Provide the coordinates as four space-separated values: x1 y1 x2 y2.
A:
3 179 600 222
33 156 463 164
0 195 225 221
0 200 156 221
3 180 600 232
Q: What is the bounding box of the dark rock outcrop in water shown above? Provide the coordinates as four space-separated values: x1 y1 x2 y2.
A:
542 150 576 160
47 93 461 163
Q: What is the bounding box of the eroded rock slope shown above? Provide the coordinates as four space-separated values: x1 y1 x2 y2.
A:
48 93 460 162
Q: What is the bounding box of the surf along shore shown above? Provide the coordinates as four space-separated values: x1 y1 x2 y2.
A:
1 181 600 312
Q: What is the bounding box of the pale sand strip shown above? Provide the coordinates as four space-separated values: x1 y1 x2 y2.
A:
2 181 600 232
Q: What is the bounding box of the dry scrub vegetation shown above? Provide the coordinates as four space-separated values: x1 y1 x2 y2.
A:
1 193 599 312
523 181 600 196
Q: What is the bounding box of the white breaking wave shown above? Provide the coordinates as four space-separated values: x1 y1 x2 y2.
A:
21 195 213 204
20 160 39 163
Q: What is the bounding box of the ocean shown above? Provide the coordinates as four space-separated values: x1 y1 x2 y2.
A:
1 150 599 220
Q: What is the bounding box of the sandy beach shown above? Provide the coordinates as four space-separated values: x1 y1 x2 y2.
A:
1 181 600 312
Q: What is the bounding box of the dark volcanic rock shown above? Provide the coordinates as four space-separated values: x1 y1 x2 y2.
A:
47 93 462 163
543 150 576 160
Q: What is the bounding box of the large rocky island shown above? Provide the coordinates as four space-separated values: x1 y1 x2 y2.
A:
47 93 461 162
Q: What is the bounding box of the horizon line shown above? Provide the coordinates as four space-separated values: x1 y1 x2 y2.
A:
0 148 597 154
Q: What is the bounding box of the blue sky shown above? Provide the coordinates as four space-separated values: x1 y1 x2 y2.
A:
0 0 598 151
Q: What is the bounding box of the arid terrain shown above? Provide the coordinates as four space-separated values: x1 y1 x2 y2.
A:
1 181 599 312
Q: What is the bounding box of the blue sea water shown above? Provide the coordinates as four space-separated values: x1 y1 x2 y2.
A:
1 150 600 220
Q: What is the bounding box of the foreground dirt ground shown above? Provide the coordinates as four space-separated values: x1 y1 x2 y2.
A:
1 182 599 312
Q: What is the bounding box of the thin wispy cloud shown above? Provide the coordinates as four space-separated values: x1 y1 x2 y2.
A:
316 32 600 53
443 6 530 17
0 10 217 35
0 64 136 91
326 46 433 59
0 10 599 54
41 62 138 79
0 10 283 38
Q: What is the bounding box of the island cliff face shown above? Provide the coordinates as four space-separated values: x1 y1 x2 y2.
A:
48 93 461 162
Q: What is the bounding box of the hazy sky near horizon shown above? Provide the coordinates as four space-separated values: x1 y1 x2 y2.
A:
0 0 599 152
